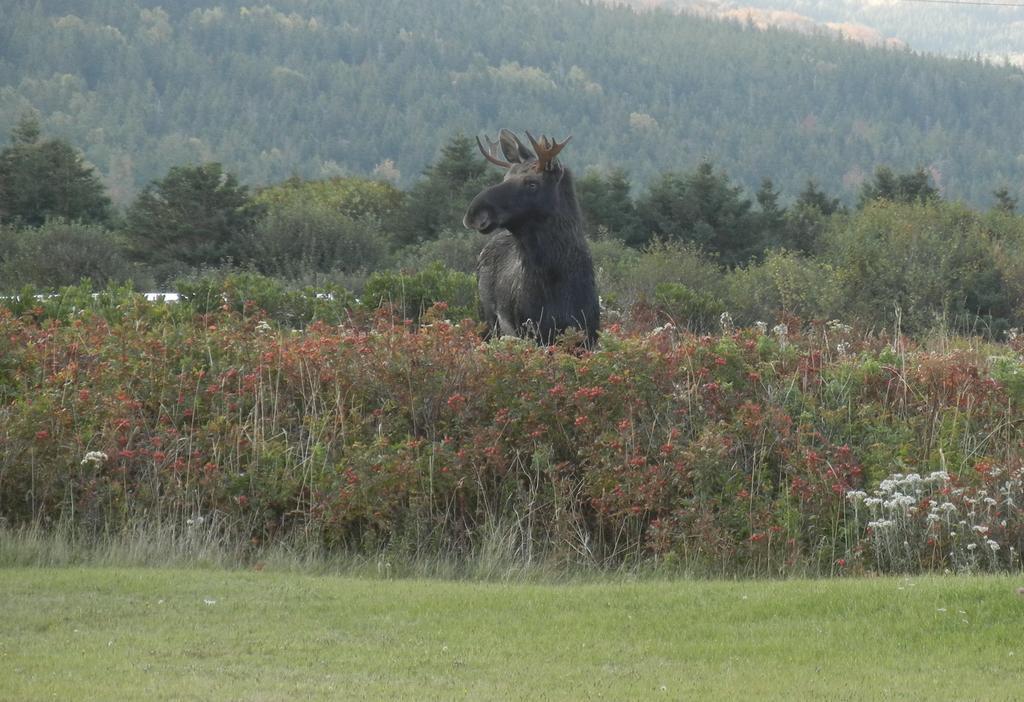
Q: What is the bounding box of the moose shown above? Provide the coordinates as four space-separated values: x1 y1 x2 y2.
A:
463 129 599 348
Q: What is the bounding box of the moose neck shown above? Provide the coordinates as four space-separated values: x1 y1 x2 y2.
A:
511 172 585 273
511 211 584 272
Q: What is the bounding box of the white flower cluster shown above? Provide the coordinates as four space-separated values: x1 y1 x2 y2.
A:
719 311 734 333
80 451 108 465
648 322 675 338
847 468 1016 573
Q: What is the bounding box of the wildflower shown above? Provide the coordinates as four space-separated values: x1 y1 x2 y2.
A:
987 540 1000 552
967 543 977 551
81 451 108 465
754 321 768 335
719 311 734 333
648 322 675 338
255 320 272 334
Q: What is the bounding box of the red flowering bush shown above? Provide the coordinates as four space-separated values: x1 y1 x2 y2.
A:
1 294 1022 575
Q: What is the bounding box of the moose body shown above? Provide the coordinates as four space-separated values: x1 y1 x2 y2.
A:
463 129 599 348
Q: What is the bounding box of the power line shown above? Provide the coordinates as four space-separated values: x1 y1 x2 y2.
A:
902 0 1024 7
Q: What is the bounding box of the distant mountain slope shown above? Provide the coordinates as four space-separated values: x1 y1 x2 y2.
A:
631 0 1024 62
2 0 1024 207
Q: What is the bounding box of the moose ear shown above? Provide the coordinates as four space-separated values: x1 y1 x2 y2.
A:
498 129 533 164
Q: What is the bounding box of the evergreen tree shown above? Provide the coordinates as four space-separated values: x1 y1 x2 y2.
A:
637 162 756 267
795 180 842 216
394 134 499 246
859 166 940 208
778 180 843 255
577 168 644 245
992 187 1017 213
754 177 786 249
0 114 111 227
125 163 263 271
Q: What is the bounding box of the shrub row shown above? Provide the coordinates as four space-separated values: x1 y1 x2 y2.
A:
1 297 1021 575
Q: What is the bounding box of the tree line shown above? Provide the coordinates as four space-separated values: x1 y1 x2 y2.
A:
3 115 1023 337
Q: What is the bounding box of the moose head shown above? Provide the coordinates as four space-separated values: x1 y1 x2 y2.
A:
463 129 573 235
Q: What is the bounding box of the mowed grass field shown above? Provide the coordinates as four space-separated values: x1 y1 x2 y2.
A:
1 568 1022 701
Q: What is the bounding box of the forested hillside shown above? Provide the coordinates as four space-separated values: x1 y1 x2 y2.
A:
3 0 1024 206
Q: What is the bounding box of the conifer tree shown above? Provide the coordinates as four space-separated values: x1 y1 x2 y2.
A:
0 114 111 227
394 134 499 246
125 162 263 270
992 187 1017 213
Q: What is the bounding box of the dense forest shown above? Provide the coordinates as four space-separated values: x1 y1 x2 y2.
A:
4 0 1024 207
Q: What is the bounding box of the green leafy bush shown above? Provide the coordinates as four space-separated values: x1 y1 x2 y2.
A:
0 221 130 293
599 241 724 313
394 229 487 274
651 282 725 332
0 280 145 325
254 175 404 222
724 249 839 325
362 262 477 322
244 200 392 279
176 271 356 328
824 201 1014 335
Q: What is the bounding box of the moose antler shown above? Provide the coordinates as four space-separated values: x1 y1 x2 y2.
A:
476 135 512 169
525 131 571 172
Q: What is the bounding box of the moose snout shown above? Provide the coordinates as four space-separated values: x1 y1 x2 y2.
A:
463 204 495 233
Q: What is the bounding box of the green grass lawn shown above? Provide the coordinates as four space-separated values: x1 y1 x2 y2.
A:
1 568 1022 700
